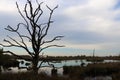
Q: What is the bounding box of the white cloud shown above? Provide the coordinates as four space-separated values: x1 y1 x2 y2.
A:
62 0 120 34
65 42 101 50
57 0 120 52
88 0 116 10
0 0 17 12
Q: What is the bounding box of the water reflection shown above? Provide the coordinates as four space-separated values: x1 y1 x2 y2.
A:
1 59 120 75
18 59 89 68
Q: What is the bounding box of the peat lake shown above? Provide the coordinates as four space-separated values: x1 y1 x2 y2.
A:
1 59 119 76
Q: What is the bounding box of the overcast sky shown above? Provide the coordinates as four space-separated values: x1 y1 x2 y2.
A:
0 0 120 56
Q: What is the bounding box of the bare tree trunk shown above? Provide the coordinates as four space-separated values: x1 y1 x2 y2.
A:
32 56 39 74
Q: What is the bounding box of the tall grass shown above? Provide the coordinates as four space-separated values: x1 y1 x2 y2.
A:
63 62 120 79
0 72 82 80
1 62 120 80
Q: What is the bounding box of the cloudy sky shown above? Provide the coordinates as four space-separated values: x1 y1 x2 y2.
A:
0 0 120 56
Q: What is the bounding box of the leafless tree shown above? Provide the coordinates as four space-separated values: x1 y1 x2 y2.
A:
0 0 64 74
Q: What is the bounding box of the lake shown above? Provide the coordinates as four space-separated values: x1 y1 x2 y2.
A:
19 59 120 68
1 59 120 75
19 59 90 68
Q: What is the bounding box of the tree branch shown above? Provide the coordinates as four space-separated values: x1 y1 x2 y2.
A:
47 62 55 68
21 35 32 42
2 51 31 61
41 36 64 45
40 5 58 40
16 2 32 37
34 2 43 23
5 25 19 32
40 45 64 53
16 2 29 27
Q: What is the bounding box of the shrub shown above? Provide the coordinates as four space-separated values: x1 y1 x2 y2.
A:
63 62 120 79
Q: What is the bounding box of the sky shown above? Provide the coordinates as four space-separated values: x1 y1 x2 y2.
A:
1 0 120 56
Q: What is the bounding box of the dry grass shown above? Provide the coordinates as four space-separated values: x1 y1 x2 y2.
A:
0 72 82 80
1 62 120 80
63 62 120 80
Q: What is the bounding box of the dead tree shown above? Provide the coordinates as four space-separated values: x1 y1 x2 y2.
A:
0 0 64 74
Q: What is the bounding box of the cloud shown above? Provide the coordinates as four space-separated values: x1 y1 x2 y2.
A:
53 0 120 51
1 0 120 56
60 1 119 34
0 0 17 12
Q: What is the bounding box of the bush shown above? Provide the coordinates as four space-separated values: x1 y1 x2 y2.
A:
0 72 82 80
63 62 120 79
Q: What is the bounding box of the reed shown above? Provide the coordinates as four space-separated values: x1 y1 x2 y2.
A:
63 62 120 79
0 72 82 80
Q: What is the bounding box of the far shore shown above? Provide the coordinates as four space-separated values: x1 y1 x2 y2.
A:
12 55 120 61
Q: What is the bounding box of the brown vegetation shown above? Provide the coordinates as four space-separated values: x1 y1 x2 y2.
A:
63 62 120 80
0 72 81 80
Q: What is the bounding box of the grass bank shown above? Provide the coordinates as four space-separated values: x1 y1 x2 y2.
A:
63 62 120 80
0 72 82 80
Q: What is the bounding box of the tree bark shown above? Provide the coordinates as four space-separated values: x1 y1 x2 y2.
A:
32 56 39 74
